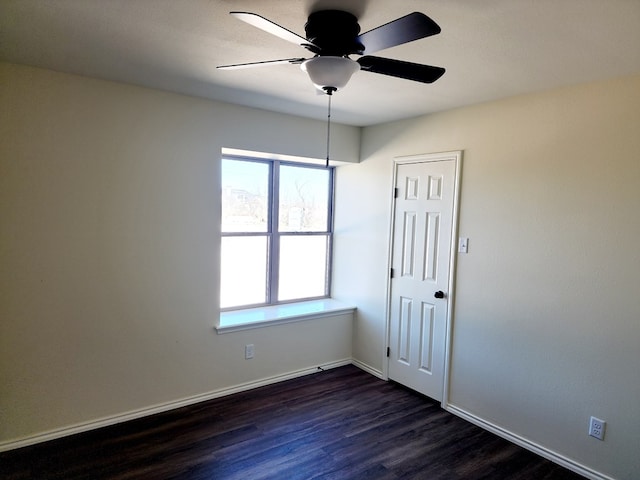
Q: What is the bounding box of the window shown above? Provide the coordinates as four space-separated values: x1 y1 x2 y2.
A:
221 156 334 310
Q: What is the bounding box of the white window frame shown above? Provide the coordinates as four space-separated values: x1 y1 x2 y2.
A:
220 154 335 312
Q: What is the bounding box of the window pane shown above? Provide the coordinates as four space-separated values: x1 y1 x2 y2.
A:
221 236 267 308
221 159 269 233
278 235 328 301
279 165 330 232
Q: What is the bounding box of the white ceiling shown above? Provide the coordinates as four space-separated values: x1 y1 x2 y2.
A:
1 0 639 126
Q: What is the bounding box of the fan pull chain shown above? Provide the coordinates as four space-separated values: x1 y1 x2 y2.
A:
325 87 335 168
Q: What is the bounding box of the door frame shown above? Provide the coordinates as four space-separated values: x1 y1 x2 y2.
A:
383 150 463 406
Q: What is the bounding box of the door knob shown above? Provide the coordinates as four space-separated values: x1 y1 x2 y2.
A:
434 290 445 299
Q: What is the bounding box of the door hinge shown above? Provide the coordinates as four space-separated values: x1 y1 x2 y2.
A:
390 268 395 279
394 187 399 198
386 346 390 358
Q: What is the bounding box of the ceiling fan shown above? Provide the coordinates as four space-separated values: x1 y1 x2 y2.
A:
218 10 445 94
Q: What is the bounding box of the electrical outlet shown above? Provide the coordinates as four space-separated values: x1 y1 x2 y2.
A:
589 416 606 440
244 344 254 359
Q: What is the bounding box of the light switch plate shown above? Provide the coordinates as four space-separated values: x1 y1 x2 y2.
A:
458 237 469 253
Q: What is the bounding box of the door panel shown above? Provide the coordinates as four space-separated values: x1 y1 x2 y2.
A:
388 159 456 400
424 212 440 281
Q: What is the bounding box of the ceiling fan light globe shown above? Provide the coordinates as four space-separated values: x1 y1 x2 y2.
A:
301 56 360 91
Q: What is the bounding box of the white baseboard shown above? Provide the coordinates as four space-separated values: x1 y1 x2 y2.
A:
351 358 384 379
445 404 616 480
0 358 353 453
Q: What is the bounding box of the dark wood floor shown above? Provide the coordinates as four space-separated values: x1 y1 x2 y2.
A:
1 365 584 480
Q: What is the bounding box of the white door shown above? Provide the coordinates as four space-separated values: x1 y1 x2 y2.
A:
388 155 458 401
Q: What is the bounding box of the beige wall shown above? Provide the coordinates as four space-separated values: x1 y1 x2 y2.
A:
0 63 357 445
335 75 640 479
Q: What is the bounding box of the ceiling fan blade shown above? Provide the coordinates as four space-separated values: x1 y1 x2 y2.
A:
357 56 445 84
357 12 441 54
217 58 306 70
230 12 317 50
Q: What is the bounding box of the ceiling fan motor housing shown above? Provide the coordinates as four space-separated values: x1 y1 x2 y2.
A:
304 10 365 56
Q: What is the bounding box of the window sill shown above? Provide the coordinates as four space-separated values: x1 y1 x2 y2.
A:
216 299 356 334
